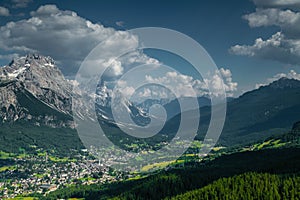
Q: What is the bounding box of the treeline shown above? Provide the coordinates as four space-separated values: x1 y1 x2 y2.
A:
0 122 83 156
171 172 300 200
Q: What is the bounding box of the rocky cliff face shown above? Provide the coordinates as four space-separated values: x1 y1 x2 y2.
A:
0 54 152 128
0 54 74 127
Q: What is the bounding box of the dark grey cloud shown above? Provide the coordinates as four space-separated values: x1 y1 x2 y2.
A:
252 0 300 10
244 8 300 38
0 6 10 16
11 0 32 8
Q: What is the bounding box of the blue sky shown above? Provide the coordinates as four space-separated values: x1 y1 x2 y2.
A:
0 0 300 96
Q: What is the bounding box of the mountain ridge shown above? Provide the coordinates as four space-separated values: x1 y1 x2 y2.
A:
164 77 300 146
1 54 300 151
0 54 74 127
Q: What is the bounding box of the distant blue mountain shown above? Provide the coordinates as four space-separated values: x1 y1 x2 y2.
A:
165 78 300 146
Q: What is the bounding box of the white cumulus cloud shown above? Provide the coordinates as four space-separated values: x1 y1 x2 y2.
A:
230 5 300 65
230 32 300 64
235 6 300 90
109 68 237 101
103 58 124 77
140 68 237 98
243 8 300 38
0 4 157 76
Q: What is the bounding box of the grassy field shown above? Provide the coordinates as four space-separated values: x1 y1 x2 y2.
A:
8 197 38 200
0 151 15 159
141 159 185 172
49 156 77 162
0 165 16 172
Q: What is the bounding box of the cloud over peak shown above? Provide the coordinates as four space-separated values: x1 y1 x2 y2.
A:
139 68 237 98
255 69 300 88
0 4 153 75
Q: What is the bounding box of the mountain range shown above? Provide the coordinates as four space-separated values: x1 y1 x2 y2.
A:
205 77 300 145
0 54 300 153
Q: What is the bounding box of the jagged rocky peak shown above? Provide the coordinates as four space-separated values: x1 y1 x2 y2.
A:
0 54 62 82
7 54 69 93
0 54 74 127
9 54 55 68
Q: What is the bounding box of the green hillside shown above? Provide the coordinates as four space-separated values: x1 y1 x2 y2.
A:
171 172 300 200
36 121 300 199
164 78 300 146
0 123 83 156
